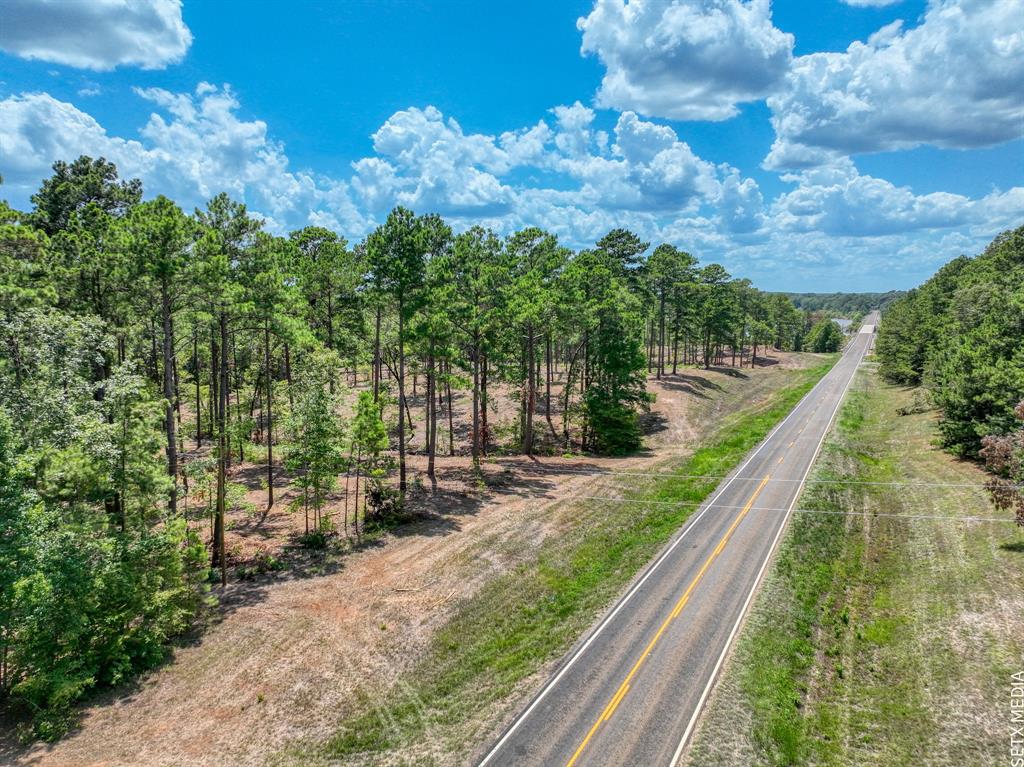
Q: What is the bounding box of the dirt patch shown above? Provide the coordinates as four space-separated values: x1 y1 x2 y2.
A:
5 353 823 767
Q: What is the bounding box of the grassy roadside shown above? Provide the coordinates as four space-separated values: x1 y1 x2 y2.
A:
272 360 837 766
684 364 1024 766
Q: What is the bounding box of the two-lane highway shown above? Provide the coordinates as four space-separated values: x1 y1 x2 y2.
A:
477 313 878 767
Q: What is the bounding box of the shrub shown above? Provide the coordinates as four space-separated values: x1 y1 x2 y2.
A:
365 482 406 526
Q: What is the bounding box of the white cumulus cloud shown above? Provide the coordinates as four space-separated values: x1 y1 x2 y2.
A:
765 0 1024 168
772 158 1022 236
353 105 515 218
0 0 192 71
0 85 364 233
578 0 794 121
0 92 146 199
1 85 1020 292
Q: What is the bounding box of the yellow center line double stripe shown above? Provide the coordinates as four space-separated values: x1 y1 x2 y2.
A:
565 475 772 767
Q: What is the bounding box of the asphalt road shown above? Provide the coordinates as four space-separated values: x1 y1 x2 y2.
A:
477 313 879 767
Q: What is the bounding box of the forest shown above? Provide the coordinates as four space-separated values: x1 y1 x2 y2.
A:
876 225 1024 524
0 156 821 737
783 290 905 317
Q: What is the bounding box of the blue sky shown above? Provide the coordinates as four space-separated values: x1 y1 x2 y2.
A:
1 0 1021 291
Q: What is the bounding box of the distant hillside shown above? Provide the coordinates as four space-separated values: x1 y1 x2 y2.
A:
778 291 906 316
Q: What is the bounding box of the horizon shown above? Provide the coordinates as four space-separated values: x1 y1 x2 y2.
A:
1 0 1022 292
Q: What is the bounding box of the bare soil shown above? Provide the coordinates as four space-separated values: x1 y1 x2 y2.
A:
5 353 824 767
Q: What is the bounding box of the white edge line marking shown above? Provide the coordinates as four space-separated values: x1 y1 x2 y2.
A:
476 336 852 766
668 328 872 767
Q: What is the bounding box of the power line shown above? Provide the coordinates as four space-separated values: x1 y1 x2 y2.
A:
501 462 1016 490
575 494 1017 524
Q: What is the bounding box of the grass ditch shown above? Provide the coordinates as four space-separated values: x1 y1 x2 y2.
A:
724 386 881 766
276 360 837 765
684 367 1024 767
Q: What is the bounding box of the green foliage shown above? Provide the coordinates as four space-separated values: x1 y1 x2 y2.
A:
582 262 650 453
782 291 904 315
297 526 332 550
805 318 844 352
12 518 206 739
351 391 388 457
980 401 1024 526
0 353 208 738
28 156 142 236
285 350 346 515
364 482 406 526
365 206 428 319
0 203 55 312
877 226 1024 454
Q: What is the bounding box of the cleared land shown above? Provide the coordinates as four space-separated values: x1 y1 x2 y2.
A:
4 352 831 767
683 362 1024 766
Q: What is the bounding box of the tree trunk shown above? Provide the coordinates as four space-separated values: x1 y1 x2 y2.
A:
545 334 556 439
397 300 407 494
209 331 216 448
481 351 489 456
562 341 584 449
212 314 228 587
471 336 480 466
658 291 665 380
647 318 654 372
523 327 535 456
326 287 335 394
446 362 454 457
373 305 381 402
160 280 177 516
264 319 274 509
343 446 352 536
284 343 294 409
672 325 679 374
427 342 436 481
232 333 243 464
172 324 184 460
194 330 202 447
150 315 160 385
519 337 527 449
354 449 362 539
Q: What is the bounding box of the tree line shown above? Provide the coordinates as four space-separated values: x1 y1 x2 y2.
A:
783 290 905 317
876 225 1024 525
0 156 815 736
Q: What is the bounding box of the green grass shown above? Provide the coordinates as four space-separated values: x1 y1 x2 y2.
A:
276 360 838 765
731 387 890 766
684 367 1024 767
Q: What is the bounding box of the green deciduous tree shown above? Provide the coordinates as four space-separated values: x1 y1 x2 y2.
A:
805 318 844 353
286 351 346 536
349 390 390 536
